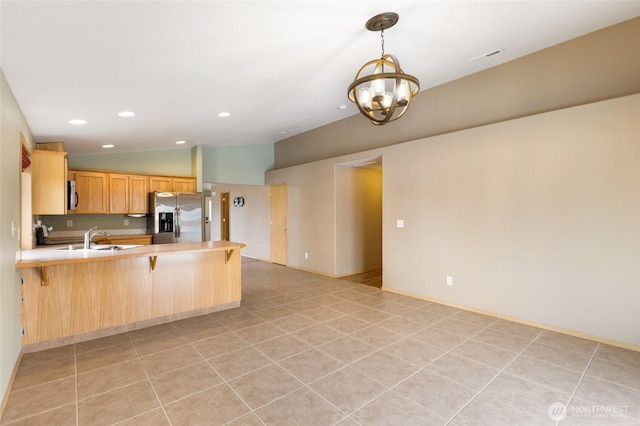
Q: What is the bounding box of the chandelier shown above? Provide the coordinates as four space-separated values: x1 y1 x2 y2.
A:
347 12 420 125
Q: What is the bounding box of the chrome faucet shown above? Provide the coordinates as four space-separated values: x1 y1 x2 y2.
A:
83 226 111 249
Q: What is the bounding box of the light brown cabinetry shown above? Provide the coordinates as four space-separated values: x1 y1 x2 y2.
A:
172 177 196 192
149 176 196 192
149 176 172 192
108 173 149 214
71 170 108 214
129 175 149 213
108 173 128 214
68 170 195 215
32 150 68 215
17 241 244 346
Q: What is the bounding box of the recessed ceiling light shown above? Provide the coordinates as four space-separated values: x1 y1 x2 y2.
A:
218 112 231 118
337 105 347 110
102 144 114 149
118 111 135 117
280 129 293 134
176 140 186 145
69 119 86 125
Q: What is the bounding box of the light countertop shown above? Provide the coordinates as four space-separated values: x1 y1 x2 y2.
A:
16 241 245 269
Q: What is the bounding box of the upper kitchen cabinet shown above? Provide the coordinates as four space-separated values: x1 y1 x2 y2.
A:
129 174 149 214
32 150 68 215
149 176 196 193
172 177 196 192
148 176 172 192
109 173 148 214
108 173 128 214
71 170 108 214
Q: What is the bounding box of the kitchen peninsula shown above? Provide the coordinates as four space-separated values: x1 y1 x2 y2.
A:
16 241 245 350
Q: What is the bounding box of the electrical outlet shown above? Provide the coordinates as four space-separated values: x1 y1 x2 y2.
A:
67 220 73 227
396 219 404 228
304 252 308 259
446 276 453 286
124 219 129 226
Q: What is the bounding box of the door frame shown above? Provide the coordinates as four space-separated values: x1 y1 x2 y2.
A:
220 192 230 241
270 183 288 265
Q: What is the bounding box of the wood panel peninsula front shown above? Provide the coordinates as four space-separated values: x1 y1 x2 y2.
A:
16 241 245 350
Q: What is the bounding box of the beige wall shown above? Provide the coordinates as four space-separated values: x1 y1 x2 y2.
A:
0 70 33 407
275 18 640 168
384 94 639 347
267 161 337 273
205 183 271 261
267 94 640 347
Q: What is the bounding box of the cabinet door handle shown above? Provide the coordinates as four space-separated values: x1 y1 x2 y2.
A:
75 192 79 208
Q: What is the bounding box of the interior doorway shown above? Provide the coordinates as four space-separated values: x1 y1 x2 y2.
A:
220 192 230 241
270 183 288 265
334 156 383 281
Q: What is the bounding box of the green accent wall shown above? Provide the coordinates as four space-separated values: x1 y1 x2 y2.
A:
202 144 273 185
69 143 274 186
69 149 193 176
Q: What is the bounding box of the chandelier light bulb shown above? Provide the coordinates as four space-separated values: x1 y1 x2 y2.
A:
359 88 372 109
397 80 409 106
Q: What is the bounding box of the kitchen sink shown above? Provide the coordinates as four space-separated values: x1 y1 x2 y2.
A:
56 244 143 251
91 244 143 251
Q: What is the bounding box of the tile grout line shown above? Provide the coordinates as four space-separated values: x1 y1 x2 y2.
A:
439 325 545 425
230 286 502 423
199 352 260 425
205 282 392 424
304 313 495 422
227 321 349 424
555 342 600 426
128 329 174 426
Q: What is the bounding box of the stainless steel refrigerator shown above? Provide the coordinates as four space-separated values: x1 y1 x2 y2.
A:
148 192 204 244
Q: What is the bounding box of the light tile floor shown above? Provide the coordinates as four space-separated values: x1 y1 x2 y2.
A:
1 259 639 425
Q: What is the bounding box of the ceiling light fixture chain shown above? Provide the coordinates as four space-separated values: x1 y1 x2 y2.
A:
347 12 420 125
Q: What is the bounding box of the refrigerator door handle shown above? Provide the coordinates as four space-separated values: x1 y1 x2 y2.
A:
175 207 181 238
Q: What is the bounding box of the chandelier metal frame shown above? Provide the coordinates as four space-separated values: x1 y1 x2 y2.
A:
347 12 420 125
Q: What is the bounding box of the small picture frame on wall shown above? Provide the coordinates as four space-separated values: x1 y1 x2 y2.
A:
233 196 244 207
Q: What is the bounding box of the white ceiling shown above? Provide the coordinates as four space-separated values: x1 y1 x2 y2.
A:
1 1 638 155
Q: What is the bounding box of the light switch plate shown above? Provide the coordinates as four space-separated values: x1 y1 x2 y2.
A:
396 219 404 228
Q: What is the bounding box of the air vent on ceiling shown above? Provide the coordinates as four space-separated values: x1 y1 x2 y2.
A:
469 48 503 62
